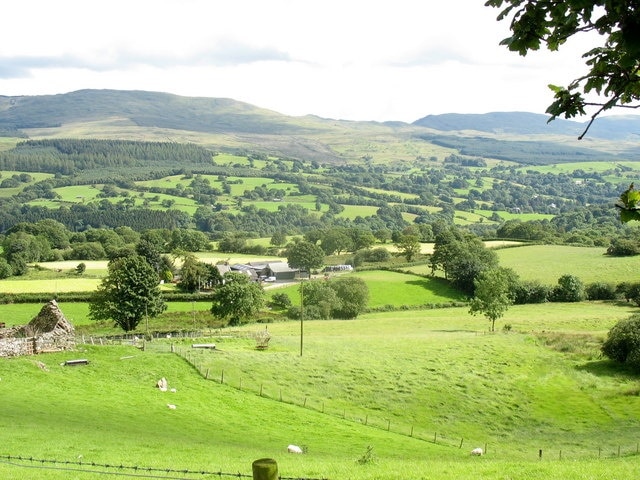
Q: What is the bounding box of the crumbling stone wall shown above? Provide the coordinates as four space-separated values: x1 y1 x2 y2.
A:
0 300 75 357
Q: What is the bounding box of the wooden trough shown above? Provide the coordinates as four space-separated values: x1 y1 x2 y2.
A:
62 359 89 366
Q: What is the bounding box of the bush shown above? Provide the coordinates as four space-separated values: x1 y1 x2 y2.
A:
585 282 616 300
364 247 391 263
616 282 640 305
269 292 292 310
602 315 640 370
512 280 551 304
0 258 13 279
606 238 640 256
550 274 586 302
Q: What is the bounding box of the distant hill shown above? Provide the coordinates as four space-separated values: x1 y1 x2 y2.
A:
413 111 640 140
0 89 638 164
0 89 307 135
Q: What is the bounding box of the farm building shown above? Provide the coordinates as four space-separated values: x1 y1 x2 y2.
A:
263 262 298 281
223 261 299 282
0 300 75 357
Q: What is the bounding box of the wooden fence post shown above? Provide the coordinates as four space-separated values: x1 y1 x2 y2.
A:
252 458 278 480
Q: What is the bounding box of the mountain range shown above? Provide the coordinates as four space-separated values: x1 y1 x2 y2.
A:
1 89 638 163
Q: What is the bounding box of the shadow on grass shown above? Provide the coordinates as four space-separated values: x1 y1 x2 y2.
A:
404 276 465 299
576 359 640 380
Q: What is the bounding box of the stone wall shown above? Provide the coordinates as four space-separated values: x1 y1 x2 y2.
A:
0 300 75 357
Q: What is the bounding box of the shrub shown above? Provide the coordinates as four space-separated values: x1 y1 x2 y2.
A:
512 280 551 304
606 238 640 256
269 292 292 310
0 258 13 279
364 247 391 263
585 282 616 301
602 315 640 370
550 274 586 302
617 282 640 306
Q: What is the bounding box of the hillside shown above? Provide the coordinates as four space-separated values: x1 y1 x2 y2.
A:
0 89 637 164
413 111 640 141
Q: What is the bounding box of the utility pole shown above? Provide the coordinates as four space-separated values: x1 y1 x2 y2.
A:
299 278 304 357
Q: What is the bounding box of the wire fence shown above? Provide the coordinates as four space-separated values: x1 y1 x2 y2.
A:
160 342 640 462
76 336 640 463
0 455 327 480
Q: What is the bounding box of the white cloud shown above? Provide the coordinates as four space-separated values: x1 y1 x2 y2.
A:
0 0 610 122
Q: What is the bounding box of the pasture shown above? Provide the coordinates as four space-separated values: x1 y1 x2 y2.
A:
496 244 639 285
261 270 463 309
1 301 640 479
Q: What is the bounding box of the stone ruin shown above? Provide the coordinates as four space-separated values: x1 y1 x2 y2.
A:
0 300 75 357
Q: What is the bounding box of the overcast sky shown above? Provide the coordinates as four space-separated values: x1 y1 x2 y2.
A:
0 0 601 123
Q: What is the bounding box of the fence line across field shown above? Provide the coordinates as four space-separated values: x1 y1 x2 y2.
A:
167 343 640 462
0 455 326 480
76 336 640 462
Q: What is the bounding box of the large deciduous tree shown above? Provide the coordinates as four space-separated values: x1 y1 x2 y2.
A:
330 276 370 319
89 254 166 332
210 272 265 326
290 276 369 320
394 234 421 262
286 240 325 276
486 0 640 139
431 227 499 296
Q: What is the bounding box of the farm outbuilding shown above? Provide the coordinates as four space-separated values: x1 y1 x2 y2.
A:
0 300 75 357
263 262 298 281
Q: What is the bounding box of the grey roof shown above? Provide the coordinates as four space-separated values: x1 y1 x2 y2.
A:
268 262 298 273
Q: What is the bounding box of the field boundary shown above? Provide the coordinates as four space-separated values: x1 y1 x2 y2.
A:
0 454 327 480
138 341 640 462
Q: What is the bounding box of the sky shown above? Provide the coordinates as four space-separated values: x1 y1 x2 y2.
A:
0 0 603 123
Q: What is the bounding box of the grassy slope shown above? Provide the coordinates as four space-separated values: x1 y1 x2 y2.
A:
497 244 639 284
2 302 640 479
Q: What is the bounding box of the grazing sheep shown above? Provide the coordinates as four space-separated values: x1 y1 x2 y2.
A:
167 404 176 410
157 378 168 392
471 447 483 456
287 444 303 454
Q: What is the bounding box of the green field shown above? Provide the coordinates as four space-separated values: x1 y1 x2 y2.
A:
497 244 640 284
2 301 640 479
517 161 640 174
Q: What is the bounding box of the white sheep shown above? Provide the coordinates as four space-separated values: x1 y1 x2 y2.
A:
167 404 177 410
287 444 303 454
471 447 483 456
